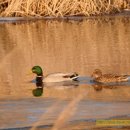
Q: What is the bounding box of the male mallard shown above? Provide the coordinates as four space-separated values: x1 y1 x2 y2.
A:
91 69 129 83
31 66 79 83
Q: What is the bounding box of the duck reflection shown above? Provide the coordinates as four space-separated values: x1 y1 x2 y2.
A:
92 84 103 91
32 76 44 97
32 87 43 97
92 83 118 91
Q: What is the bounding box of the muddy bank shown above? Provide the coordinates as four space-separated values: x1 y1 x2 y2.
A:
0 10 130 23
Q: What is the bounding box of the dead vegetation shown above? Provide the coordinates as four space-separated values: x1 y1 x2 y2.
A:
0 0 130 17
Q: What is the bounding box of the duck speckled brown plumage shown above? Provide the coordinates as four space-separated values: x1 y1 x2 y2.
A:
91 69 129 83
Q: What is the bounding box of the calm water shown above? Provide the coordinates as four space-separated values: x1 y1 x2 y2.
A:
0 16 130 130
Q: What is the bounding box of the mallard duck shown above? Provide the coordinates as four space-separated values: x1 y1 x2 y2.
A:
31 66 79 83
91 69 129 83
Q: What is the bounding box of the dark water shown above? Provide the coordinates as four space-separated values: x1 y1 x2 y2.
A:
0 16 130 130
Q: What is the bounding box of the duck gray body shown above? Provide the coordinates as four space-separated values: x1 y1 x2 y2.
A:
43 72 79 83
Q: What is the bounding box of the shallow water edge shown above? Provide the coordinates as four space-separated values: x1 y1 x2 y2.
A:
0 10 130 23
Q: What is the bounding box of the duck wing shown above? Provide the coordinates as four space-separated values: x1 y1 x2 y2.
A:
101 74 128 82
63 73 78 78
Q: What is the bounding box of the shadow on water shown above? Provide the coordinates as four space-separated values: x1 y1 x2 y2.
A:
1 16 130 130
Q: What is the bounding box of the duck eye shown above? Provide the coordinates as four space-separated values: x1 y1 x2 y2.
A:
32 69 36 73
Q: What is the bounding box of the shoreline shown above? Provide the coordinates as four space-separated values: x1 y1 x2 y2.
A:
1 117 130 130
0 10 130 23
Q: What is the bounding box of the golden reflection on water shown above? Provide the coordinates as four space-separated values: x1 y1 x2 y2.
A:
44 85 130 101
0 17 130 101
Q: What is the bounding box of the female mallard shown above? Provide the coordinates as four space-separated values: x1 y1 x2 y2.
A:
31 66 79 83
91 69 129 83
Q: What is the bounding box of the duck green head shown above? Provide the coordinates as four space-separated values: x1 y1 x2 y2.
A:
32 66 43 76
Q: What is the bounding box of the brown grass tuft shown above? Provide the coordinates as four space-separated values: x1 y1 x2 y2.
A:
0 0 130 17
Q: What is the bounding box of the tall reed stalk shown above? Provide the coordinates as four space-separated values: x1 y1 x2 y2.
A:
0 0 129 17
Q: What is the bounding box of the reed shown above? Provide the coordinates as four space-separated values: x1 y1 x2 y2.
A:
0 0 129 17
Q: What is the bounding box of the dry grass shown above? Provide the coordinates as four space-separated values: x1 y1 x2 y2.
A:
0 0 129 17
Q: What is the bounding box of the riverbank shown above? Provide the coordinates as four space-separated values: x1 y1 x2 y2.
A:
0 9 130 23
0 0 130 17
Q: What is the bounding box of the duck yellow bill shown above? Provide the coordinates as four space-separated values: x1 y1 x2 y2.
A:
27 70 33 75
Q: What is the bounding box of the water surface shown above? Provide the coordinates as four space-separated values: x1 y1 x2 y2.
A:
0 16 130 129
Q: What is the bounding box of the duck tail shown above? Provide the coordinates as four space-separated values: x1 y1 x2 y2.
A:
70 72 79 81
